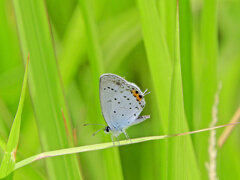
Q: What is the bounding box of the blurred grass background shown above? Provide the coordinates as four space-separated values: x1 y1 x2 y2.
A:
0 0 240 179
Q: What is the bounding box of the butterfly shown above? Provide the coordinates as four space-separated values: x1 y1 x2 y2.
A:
100 73 150 141
84 73 150 143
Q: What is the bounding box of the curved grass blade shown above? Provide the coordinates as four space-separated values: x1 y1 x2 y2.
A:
14 122 240 172
0 56 29 178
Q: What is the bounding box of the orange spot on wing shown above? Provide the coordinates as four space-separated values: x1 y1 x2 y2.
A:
131 90 142 101
131 90 137 97
137 95 142 101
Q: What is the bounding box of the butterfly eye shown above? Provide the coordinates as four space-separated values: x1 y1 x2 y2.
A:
105 126 110 133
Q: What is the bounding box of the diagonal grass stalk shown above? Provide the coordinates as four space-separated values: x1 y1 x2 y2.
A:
13 122 240 172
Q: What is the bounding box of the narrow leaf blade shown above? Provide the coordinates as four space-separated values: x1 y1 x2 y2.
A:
0 57 29 178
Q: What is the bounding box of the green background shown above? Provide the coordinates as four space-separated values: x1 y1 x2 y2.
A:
0 0 240 179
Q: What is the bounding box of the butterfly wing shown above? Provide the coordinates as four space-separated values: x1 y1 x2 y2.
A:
99 73 146 131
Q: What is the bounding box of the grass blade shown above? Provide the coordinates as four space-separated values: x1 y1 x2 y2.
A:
12 0 82 179
0 136 6 151
0 99 12 139
137 0 172 132
59 8 87 86
45 0 76 37
0 56 29 178
167 4 200 179
157 0 176 60
137 0 172 178
218 107 240 147
101 8 142 71
79 0 123 179
13 122 239 172
179 0 194 129
194 0 218 178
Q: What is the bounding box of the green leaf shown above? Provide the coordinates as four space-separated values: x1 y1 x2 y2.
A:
0 56 29 178
137 0 172 179
14 137 168 172
0 99 13 139
12 122 236 173
45 0 76 37
137 0 172 132
157 0 176 61
59 8 87 86
179 0 194 129
167 5 200 179
194 0 218 178
12 0 82 179
79 0 123 179
101 8 142 71
0 135 6 151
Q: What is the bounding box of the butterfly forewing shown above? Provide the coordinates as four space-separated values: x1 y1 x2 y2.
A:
99 73 146 131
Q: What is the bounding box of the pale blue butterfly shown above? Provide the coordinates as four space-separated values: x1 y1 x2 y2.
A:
85 73 150 143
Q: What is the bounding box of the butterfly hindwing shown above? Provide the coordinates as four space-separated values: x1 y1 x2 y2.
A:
99 73 146 131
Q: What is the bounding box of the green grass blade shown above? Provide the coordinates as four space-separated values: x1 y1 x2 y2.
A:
0 57 29 178
12 0 82 179
0 99 12 139
0 136 6 151
179 0 194 129
101 8 142 71
218 55 240 179
59 8 86 86
194 0 218 178
137 0 172 132
60 8 141 86
45 0 76 37
137 0 172 179
79 0 123 179
167 6 200 179
157 0 176 60
80 0 103 78
13 122 238 172
13 136 166 171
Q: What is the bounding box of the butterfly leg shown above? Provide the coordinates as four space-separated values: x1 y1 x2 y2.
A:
111 135 115 146
122 130 132 143
115 136 120 146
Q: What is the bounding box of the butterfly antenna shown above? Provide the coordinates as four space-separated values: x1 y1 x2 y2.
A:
143 89 151 96
83 123 105 126
92 127 105 136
